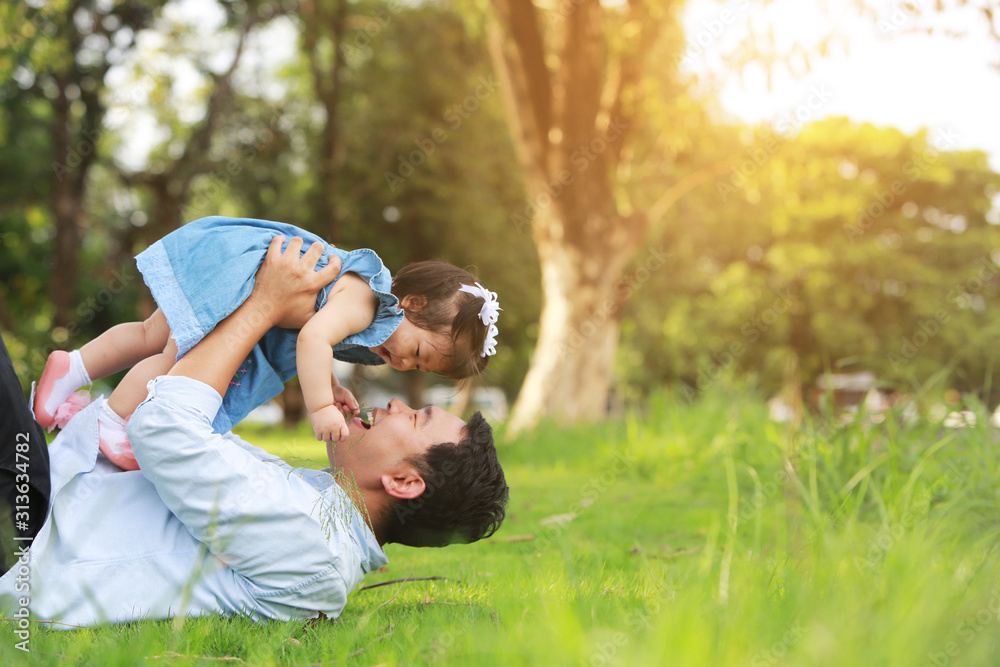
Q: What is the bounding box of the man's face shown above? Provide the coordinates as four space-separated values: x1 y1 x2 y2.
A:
327 398 465 483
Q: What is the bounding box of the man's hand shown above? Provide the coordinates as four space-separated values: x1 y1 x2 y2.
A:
332 384 360 419
251 236 342 329
310 405 350 443
169 235 341 399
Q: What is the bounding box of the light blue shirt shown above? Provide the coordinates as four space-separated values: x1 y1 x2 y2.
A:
0 375 388 627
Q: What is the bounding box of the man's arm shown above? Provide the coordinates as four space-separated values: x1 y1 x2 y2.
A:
168 235 340 395
127 237 356 604
128 381 355 604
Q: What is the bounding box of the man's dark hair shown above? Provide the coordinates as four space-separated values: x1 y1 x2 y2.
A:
382 411 508 547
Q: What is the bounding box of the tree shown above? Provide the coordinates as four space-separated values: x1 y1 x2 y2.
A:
487 0 711 432
0 0 164 327
216 3 536 407
300 0 349 240
622 119 1000 406
323 2 539 405
112 1 292 275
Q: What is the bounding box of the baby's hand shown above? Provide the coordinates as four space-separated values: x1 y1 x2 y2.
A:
332 385 360 418
310 405 350 442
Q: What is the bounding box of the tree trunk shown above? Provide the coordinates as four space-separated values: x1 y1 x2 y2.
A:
282 379 306 429
302 0 349 241
50 78 82 328
404 371 426 409
487 0 663 433
507 209 632 432
450 383 474 418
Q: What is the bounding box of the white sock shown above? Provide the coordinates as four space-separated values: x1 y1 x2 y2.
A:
42 350 92 417
98 403 129 454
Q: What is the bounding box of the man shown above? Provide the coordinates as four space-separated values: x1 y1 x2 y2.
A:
0 237 508 627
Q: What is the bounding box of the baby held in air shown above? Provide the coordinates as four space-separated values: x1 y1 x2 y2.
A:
34 216 501 470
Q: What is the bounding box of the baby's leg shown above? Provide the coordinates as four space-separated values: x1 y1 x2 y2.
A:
35 310 172 429
81 309 171 380
100 336 180 471
106 335 179 419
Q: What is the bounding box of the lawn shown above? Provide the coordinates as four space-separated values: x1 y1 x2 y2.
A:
3 387 1000 666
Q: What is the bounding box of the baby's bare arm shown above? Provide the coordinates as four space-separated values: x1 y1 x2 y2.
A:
296 273 377 416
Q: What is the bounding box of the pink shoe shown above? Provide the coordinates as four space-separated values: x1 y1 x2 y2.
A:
52 391 92 431
99 416 140 471
34 351 71 429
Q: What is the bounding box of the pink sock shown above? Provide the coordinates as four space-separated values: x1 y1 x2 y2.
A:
98 404 139 471
35 350 91 428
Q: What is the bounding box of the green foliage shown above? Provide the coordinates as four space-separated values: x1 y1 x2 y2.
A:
5 388 1000 665
333 3 539 393
1 0 998 409
201 2 540 396
0 0 165 390
624 117 1000 403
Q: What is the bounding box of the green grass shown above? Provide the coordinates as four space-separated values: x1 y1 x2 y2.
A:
4 387 1000 666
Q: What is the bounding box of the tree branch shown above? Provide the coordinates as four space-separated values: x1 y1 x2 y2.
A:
490 0 552 171
358 576 449 591
558 0 606 156
646 154 738 238
605 0 659 169
172 10 264 187
486 20 549 185
301 0 328 101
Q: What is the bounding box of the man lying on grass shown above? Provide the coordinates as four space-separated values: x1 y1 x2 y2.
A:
0 237 508 627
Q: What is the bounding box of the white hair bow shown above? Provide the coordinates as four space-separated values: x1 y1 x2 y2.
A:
459 282 501 357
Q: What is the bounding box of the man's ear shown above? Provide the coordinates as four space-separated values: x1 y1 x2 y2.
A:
381 464 426 500
399 294 428 312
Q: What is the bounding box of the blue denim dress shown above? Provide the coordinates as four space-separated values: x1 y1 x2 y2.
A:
135 216 403 432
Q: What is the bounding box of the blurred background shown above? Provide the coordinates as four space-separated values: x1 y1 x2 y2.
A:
1 0 998 435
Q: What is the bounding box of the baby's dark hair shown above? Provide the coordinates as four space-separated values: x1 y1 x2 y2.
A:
391 261 493 381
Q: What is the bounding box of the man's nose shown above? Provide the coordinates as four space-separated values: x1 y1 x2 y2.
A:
386 398 413 413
